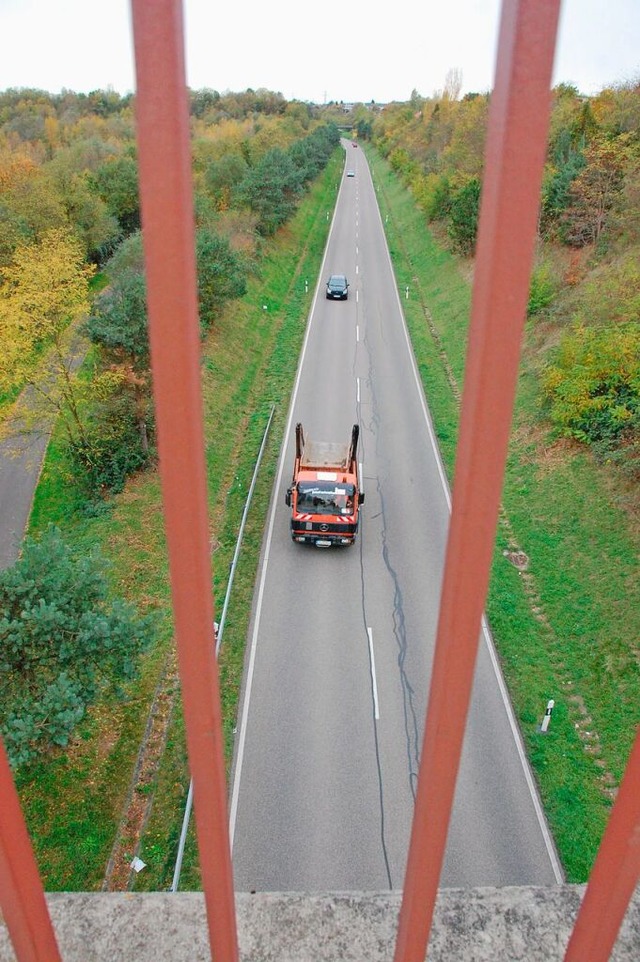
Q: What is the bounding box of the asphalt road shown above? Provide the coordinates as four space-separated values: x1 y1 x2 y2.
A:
230 143 562 893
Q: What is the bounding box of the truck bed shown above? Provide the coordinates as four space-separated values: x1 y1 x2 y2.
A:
300 440 351 470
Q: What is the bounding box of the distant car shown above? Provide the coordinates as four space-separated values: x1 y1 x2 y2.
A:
347 169 355 177
326 274 349 300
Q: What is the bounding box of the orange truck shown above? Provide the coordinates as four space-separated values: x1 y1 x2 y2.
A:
285 422 365 547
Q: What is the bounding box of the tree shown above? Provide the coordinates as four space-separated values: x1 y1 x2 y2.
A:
0 228 105 500
540 150 586 239
195 229 247 331
84 226 247 492
104 230 145 275
561 138 628 247
83 267 154 484
441 94 488 178
204 152 248 210
236 147 303 235
444 68 463 102
0 154 67 267
0 227 95 393
190 87 221 120
447 177 481 255
47 148 121 261
91 154 140 235
0 526 153 767
85 268 149 370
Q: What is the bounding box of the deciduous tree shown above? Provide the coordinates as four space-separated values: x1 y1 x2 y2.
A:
91 154 140 235
561 138 629 247
195 228 247 331
0 227 94 393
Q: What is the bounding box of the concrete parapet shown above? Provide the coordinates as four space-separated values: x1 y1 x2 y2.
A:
1 887 639 961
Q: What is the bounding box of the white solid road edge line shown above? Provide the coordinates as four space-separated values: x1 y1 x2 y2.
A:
367 628 380 720
481 615 564 882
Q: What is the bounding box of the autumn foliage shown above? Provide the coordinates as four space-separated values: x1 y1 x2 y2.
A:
371 79 640 465
0 87 339 497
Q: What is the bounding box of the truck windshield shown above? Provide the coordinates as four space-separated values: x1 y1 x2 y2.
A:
296 482 355 515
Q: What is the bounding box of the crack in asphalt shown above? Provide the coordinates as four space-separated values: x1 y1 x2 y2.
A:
356 313 421 889
378 482 422 804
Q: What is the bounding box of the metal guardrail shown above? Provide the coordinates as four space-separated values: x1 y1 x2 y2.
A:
169 405 275 894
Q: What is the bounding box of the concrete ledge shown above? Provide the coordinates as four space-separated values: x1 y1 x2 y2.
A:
1 887 639 961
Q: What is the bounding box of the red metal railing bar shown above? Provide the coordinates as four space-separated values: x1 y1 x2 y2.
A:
0 738 62 962
564 725 640 961
130 2 238 960
393 2 561 960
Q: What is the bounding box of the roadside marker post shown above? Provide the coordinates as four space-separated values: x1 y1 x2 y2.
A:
540 699 555 733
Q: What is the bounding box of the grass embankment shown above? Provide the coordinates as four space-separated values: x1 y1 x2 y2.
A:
366 146 639 882
19 150 343 890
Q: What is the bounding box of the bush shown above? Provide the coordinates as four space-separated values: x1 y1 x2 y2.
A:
542 322 640 446
85 268 149 369
414 172 453 222
527 265 557 317
195 229 247 333
447 177 481 254
0 527 153 767
67 393 154 497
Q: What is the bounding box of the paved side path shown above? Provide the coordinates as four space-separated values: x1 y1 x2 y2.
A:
0 421 50 569
0 332 87 571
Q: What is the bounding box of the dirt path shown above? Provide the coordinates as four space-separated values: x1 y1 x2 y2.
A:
102 648 181 891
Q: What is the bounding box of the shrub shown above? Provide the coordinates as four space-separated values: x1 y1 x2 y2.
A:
195 228 247 333
0 527 153 767
527 265 557 317
66 391 154 497
542 322 640 446
414 172 453 222
447 177 481 255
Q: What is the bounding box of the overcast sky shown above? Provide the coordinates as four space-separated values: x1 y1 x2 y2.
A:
1 0 639 104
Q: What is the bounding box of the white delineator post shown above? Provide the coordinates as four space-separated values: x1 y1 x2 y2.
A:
540 699 555 733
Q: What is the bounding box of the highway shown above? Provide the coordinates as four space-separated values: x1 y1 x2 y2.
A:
229 142 562 892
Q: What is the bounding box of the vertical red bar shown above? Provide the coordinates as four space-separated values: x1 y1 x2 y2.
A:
0 739 62 962
393 3 561 961
129 3 238 960
564 727 640 961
